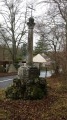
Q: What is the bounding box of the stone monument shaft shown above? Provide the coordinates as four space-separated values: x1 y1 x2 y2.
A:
27 17 35 65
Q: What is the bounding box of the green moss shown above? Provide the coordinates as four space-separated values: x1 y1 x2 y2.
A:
25 85 44 99
5 78 47 100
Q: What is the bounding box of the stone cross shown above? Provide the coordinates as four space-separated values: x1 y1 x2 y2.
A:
27 5 35 65
27 17 35 66
28 5 35 17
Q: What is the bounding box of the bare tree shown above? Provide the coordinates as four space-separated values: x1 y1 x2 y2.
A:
52 0 67 50
50 0 67 79
35 0 66 74
40 0 67 78
0 0 27 64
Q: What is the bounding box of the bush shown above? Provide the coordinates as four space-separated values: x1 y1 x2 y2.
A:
5 78 26 99
39 79 47 95
13 78 21 87
6 85 26 100
0 65 6 72
5 78 47 100
25 82 47 100
5 86 14 99
14 63 19 69
25 85 44 100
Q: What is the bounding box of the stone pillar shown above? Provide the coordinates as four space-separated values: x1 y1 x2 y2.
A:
27 17 35 66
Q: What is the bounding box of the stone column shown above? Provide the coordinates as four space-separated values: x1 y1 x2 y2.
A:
27 17 35 66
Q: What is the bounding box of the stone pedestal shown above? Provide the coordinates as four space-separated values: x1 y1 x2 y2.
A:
18 65 40 84
18 65 29 84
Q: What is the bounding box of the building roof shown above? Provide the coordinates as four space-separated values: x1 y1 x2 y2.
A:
33 54 46 63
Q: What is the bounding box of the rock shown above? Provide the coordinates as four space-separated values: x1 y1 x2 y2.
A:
18 66 29 83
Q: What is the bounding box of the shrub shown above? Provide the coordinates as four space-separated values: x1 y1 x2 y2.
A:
5 78 47 100
5 78 26 99
5 86 14 99
6 85 26 100
0 65 6 72
25 81 47 100
26 85 44 100
13 78 21 87
39 79 47 95
14 63 19 69
10 87 23 99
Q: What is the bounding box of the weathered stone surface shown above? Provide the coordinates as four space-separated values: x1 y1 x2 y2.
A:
18 66 29 84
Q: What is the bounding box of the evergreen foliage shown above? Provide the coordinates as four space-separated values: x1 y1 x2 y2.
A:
5 77 47 100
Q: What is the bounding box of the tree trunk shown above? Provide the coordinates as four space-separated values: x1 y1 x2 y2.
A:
64 23 67 80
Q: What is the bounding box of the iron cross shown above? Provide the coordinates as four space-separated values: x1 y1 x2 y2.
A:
28 5 35 17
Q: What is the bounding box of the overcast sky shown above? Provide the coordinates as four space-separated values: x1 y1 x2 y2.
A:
0 0 50 46
0 0 49 22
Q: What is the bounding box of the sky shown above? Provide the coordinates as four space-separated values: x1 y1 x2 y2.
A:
0 0 50 46
0 0 49 22
27 0 50 19
25 0 50 45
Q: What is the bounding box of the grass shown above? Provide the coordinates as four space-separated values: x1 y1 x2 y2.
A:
0 75 67 120
0 108 10 120
0 89 6 101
